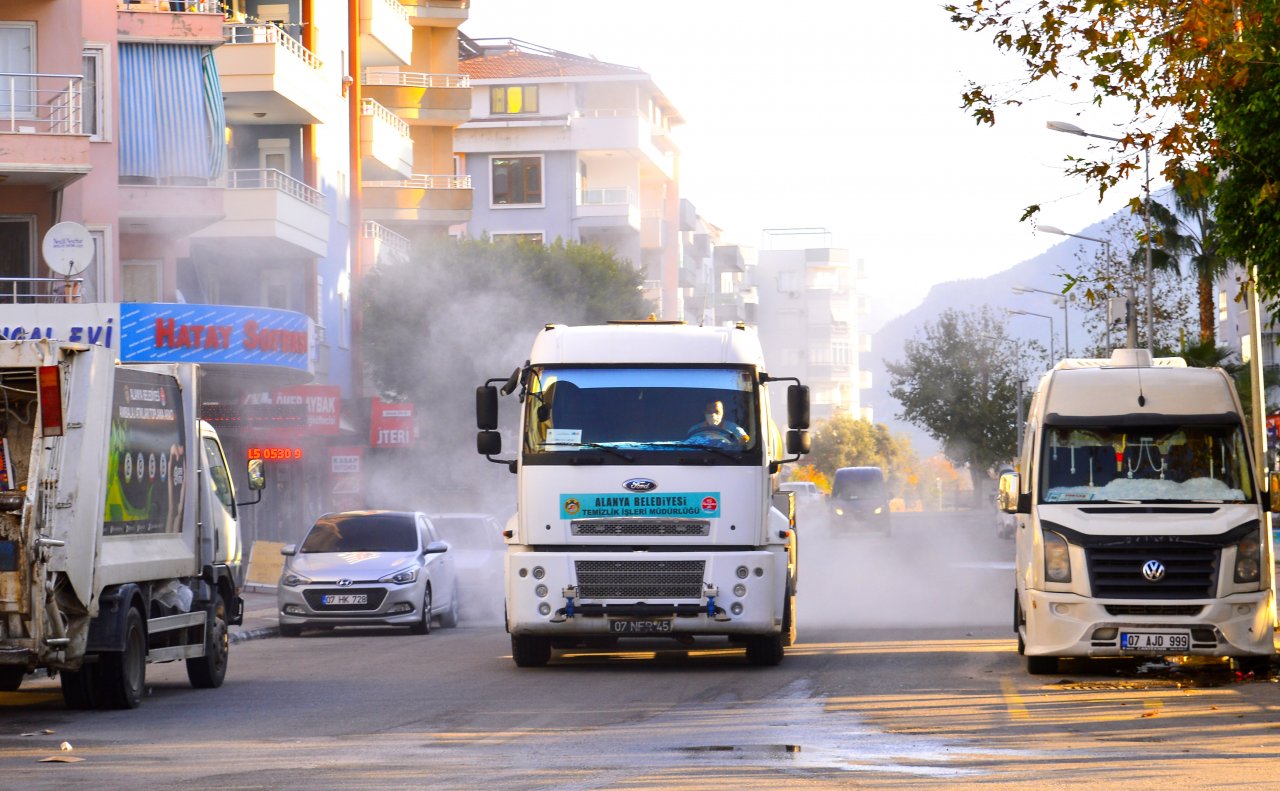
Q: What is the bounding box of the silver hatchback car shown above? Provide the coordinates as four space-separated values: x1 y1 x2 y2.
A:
277 511 459 636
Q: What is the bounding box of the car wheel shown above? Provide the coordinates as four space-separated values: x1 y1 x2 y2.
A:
186 593 229 689
511 634 551 667
99 607 146 709
279 623 303 637
409 587 432 635
1026 654 1059 675
440 587 460 628
0 666 24 692
744 633 785 666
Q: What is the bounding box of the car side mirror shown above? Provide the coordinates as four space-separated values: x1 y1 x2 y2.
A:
247 458 266 491
281 543 297 557
425 540 449 554
997 472 1020 514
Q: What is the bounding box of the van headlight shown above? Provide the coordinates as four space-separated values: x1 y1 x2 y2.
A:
1234 534 1262 584
1043 531 1072 583
380 567 419 585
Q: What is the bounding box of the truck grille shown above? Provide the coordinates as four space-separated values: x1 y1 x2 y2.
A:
574 560 706 599
1086 543 1218 599
571 520 710 537
1105 604 1204 617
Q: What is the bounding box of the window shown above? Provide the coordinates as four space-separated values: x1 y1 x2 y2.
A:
0 24 35 121
122 260 161 302
491 156 543 206
202 436 235 515
490 85 538 114
493 232 544 245
0 217 34 283
82 46 106 140
258 138 290 175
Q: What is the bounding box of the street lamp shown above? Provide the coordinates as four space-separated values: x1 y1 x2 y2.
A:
1007 308 1055 364
1012 284 1069 358
1047 120 1153 348
1038 224 1128 350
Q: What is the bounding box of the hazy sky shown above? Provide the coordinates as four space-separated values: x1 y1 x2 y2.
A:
462 1 1149 330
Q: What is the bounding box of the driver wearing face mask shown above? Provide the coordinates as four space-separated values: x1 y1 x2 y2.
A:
686 399 750 447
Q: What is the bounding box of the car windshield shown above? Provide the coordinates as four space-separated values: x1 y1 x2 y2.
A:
300 514 418 553
431 517 497 550
832 475 885 500
1040 423 1254 503
523 366 760 458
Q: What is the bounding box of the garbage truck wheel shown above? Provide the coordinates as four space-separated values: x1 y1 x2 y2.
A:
186 593 229 689
0 666 24 691
60 667 99 709
99 607 146 709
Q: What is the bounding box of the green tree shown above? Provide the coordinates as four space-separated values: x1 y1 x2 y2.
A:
885 308 1027 493
805 414 917 499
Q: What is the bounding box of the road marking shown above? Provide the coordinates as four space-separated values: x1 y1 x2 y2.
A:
1000 678 1030 719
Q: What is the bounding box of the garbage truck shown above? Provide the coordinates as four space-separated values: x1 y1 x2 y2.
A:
476 321 810 667
0 339 263 707
998 348 1277 675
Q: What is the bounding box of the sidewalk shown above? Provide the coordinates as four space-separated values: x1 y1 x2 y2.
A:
230 585 280 644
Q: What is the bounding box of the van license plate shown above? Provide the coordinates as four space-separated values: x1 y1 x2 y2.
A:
1120 631 1190 652
609 619 672 634
322 594 368 606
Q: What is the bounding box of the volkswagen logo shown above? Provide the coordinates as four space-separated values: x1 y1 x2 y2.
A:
1141 560 1166 582
623 478 658 493
336 578 354 587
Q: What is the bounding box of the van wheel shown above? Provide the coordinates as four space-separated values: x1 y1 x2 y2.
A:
99 607 146 709
186 593 229 689
0 666 24 691
1026 655 1059 675
1234 656 1272 677
511 634 551 667
745 634 785 666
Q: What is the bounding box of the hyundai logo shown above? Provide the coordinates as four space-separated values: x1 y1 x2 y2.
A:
623 478 658 493
1141 560 1166 582
336 578 354 587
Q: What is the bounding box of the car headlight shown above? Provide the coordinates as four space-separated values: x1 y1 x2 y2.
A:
380 566 419 585
873 507 883 515
1234 534 1262 584
834 507 845 516
1043 530 1072 583
281 572 312 587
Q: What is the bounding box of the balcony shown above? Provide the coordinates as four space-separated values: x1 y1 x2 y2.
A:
361 99 413 180
216 24 330 125
360 0 412 67
362 70 470 125
641 215 667 250
0 73 90 189
714 245 745 273
574 187 640 233
189 168 329 258
569 110 675 180
118 180 223 237
362 220 411 268
402 0 469 27
363 173 472 226
117 1 224 45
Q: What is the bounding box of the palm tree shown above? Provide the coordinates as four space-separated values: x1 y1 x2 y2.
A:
1144 175 1228 345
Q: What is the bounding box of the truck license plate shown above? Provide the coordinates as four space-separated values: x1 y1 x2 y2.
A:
1120 631 1190 652
608 619 673 634
321 594 368 606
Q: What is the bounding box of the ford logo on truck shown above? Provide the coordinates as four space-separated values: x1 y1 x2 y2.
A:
623 478 658 492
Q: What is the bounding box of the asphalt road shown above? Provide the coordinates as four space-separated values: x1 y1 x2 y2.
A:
4 509 1280 789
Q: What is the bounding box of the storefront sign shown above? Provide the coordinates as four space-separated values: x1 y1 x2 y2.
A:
274 385 340 435
370 399 415 447
248 447 305 462
329 446 364 512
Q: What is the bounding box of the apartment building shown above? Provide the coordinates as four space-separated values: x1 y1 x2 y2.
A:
454 38 684 318
755 245 872 422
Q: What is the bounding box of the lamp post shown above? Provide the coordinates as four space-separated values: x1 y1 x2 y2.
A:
1007 308 1055 364
1012 284 1069 358
1047 120 1153 347
1038 224 1126 350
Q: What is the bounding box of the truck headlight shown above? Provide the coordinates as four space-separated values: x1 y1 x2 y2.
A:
380 567 419 585
1043 531 1072 583
281 572 312 587
1234 535 1262 584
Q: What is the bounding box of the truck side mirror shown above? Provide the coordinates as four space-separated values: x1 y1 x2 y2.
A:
477 385 499 430
477 431 502 456
787 384 810 430
247 458 265 491
997 472 1020 514
786 429 810 455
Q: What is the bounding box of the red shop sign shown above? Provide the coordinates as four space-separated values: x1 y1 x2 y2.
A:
370 398 415 448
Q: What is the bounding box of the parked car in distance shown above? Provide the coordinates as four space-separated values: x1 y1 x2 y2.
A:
426 512 506 623
829 467 893 536
778 481 824 504
277 510 459 636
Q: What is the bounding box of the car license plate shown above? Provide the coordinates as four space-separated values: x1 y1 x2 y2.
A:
1120 631 1190 652
321 594 368 606
608 619 673 634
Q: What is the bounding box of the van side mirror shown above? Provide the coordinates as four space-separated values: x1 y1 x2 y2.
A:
997 472 1020 514
247 458 265 491
477 385 499 430
787 384 810 430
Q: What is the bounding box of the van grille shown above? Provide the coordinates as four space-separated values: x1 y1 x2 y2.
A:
574 560 706 599
1087 543 1218 599
571 520 710 537
1104 604 1204 617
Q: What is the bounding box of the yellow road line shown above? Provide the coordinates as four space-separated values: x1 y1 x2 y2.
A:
1000 677 1030 720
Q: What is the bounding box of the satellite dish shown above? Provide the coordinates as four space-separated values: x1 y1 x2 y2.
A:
42 222 94 277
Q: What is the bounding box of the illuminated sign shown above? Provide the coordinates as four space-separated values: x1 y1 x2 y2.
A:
247 447 305 462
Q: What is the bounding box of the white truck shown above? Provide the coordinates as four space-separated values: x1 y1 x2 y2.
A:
0 340 264 708
476 321 810 667
998 348 1277 675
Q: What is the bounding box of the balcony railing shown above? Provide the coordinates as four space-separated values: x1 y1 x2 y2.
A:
364 173 471 189
117 0 220 10
373 0 410 23
0 73 82 135
225 168 324 207
361 98 410 137
0 277 87 304
581 187 634 206
223 23 323 71
362 220 411 259
363 70 470 89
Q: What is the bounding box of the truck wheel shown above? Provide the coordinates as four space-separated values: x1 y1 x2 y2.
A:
0 666 24 691
1026 654 1059 675
781 590 797 647
511 634 551 667
440 587 460 628
60 667 99 709
99 607 146 709
186 594 229 689
409 588 432 635
745 634 785 666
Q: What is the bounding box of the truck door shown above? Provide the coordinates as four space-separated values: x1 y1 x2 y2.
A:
200 433 239 568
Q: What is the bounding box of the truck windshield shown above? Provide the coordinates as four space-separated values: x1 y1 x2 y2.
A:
1040 424 1254 503
523 366 759 459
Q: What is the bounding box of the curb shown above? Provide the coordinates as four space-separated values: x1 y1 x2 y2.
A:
230 625 279 644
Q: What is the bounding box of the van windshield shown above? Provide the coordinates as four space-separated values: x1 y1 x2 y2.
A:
831 472 886 501
1040 424 1254 503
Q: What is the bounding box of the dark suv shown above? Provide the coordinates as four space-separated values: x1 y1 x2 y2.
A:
829 467 892 536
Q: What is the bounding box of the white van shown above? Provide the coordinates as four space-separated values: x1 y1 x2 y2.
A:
998 349 1277 675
